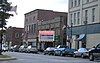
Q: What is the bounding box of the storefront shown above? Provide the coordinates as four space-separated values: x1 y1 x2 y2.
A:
67 23 100 49
38 31 55 50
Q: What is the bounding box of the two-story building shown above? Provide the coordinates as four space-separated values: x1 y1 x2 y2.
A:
24 9 67 50
6 27 24 47
38 16 67 50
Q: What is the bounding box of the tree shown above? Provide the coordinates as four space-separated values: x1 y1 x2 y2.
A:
0 0 13 55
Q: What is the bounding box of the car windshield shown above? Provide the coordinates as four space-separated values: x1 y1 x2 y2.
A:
46 48 50 50
57 45 68 48
28 46 31 48
78 48 88 52
97 44 100 48
20 45 24 48
46 47 55 51
31 46 36 48
28 46 36 48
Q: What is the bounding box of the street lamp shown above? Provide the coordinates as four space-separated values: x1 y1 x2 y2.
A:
67 22 73 48
70 23 73 48
83 21 87 48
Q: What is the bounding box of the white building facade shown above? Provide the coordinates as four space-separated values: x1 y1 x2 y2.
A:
68 0 100 49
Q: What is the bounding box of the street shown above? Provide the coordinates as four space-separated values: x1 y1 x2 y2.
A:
0 52 100 63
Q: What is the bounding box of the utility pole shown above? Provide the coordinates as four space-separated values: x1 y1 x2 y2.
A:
84 21 87 48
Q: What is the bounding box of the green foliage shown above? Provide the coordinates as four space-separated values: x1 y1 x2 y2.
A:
0 0 13 27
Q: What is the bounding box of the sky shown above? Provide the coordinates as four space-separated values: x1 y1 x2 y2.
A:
7 0 68 28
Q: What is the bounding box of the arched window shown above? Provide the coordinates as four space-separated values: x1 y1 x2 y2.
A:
15 32 19 38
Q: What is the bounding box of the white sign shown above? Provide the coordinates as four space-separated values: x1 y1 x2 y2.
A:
39 31 55 42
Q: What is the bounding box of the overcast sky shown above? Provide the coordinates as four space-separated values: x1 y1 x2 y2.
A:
7 0 68 28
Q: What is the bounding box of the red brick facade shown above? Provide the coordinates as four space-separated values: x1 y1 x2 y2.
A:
6 27 24 46
24 9 67 49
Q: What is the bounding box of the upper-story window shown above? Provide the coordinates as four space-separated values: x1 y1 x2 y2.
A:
75 0 77 6
77 12 80 24
29 25 31 33
34 24 36 33
85 10 88 22
92 8 95 22
27 25 29 32
78 0 80 6
15 32 19 38
70 14 73 25
74 13 76 25
33 16 35 20
86 0 89 3
71 0 73 7
31 24 33 32
26 18 28 22
30 25 33 33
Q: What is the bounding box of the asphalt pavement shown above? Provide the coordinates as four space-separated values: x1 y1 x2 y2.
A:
0 52 100 63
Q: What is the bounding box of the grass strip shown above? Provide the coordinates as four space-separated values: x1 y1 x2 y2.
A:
0 55 11 58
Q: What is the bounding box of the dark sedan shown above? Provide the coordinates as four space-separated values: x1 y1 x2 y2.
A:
61 48 76 56
54 45 69 56
88 43 100 61
13 45 20 52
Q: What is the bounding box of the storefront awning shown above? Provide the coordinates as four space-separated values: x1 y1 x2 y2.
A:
76 34 85 41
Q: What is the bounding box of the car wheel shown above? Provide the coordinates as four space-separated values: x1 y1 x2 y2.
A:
48 52 51 55
81 54 84 58
60 52 64 56
44 53 46 55
73 54 76 58
89 53 94 61
54 52 57 56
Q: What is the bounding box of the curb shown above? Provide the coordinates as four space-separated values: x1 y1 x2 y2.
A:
0 57 17 61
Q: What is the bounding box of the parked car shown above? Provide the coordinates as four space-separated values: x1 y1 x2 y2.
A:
13 45 20 52
88 43 100 61
2 45 8 52
61 48 76 56
44 47 55 55
54 45 69 56
9 46 14 52
26 45 38 53
73 48 89 58
19 45 27 52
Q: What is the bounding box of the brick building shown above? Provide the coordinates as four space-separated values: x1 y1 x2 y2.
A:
6 27 24 46
38 16 67 50
24 9 67 50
